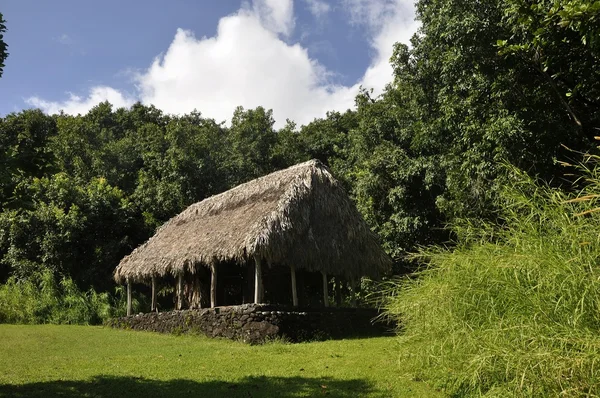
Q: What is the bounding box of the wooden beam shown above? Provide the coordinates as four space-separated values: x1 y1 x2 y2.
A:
126 280 132 316
151 276 157 312
254 256 263 304
322 272 329 308
290 265 298 307
210 264 217 308
176 273 184 310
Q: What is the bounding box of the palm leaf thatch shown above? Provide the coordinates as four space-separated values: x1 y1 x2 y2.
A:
114 159 391 283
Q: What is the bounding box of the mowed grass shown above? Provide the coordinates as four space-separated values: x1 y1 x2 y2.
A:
0 325 441 398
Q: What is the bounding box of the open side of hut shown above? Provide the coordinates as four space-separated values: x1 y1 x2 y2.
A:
114 159 391 314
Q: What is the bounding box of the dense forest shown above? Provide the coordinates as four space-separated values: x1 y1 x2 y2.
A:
1 0 598 294
2 0 600 395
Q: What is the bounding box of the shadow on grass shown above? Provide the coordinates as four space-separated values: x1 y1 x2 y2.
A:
0 375 382 398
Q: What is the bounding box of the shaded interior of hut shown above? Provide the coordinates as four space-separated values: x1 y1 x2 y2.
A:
142 259 350 311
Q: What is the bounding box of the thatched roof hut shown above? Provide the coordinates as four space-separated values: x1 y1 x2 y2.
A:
114 159 391 310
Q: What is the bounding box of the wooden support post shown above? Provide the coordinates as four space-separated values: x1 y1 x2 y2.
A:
350 278 357 308
322 272 329 308
335 277 342 307
290 265 298 307
126 280 132 316
254 256 263 304
151 276 157 312
210 264 217 308
176 273 184 310
191 274 202 309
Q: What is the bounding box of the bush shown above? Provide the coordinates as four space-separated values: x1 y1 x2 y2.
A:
0 270 128 324
383 166 600 397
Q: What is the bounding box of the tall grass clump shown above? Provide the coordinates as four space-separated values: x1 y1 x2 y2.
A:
0 270 129 324
383 164 600 397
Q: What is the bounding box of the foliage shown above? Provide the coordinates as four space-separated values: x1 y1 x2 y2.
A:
383 165 600 396
337 0 599 270
1 0 599 321
0 103 363 313
224 106 279 186
270 120 307 169
0 327 442 397
296 110 357 168
0 270 127 325
0 173 142 291
0 110 57 210
0 12 7 78
343 91 447 265
130 110 229 227
500 0 600 131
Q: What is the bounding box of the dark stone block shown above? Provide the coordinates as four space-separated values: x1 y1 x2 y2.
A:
106 304 393 344
241 321 279 345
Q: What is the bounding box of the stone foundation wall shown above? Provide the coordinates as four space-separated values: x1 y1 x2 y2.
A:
106 304 393 344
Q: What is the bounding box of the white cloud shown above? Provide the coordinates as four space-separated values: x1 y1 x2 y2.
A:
350 0 420 93
135 14 356 127
28 0 419 127
303 0 331 19
342 0 396 28
26 86 135 115
252 0 295 37
342 0 417 41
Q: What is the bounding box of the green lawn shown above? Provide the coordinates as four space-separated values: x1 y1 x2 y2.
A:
0 325 441 397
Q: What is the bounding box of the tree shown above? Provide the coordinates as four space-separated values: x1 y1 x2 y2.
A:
0 13 7 78
225 106 278 186
339 0 599 269
500 0 600 135
0 110 57 210
403 0 597 219
271 120 306 169
296 110 357 167
0 173 143 291
343 89 447 266
132 112 229 228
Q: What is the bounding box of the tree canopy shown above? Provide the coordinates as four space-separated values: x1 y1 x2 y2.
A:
0 0 598 292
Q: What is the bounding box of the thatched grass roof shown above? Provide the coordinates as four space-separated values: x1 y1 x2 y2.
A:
114 159 391 283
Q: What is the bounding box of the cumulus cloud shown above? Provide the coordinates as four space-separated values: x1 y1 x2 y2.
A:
252 0 295 37
26 86 135 115
27 0 418 127
135 14 356 127
343 0 419 93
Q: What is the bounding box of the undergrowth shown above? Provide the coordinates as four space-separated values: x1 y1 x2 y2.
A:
383 165 600 397
0 270 131 324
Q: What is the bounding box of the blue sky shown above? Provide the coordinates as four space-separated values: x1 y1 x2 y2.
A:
0 0 417 127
